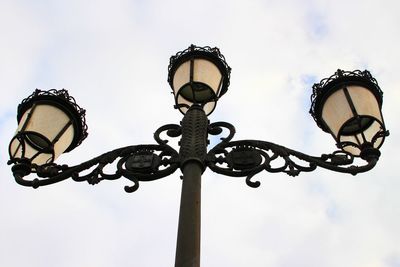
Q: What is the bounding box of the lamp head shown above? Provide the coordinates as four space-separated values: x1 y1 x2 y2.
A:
310 69 388 156
9 89 88 165
168 44 231 115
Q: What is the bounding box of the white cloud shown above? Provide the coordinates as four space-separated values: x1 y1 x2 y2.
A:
0 0 399 266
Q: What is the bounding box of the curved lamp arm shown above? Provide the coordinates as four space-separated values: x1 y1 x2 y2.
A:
206 121 381 188
10 124 182 193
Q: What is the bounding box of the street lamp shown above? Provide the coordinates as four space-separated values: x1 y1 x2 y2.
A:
8 45 389 267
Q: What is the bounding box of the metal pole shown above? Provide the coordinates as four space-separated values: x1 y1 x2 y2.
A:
175 162 202 267
175 105 208 267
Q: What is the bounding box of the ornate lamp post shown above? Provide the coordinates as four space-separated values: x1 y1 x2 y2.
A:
8 45 389 267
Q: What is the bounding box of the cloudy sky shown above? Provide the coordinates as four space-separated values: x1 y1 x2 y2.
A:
1 0 399 266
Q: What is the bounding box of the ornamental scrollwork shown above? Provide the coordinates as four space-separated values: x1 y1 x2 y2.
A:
207 138 379 189
10 117 382 193
11 124 181 193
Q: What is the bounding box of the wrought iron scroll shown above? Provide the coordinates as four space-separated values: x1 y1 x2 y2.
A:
208 121 236 143
10 117 381 192
11 123 182 193
207 132 379 188
154 123 182 145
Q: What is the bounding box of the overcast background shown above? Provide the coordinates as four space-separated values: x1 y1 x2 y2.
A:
1 0 399 266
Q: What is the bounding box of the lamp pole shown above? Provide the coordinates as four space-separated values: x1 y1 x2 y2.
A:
8 45 389 267
175 161 202 267
175 105 208 267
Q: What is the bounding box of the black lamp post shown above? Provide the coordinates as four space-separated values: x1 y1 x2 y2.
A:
8 45 389 267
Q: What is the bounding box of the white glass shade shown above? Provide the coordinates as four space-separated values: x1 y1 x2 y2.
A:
172 58 223 115
9 104 75 165
321 85 384 155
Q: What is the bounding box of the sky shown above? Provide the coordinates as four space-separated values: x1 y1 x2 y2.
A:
0 0 399 266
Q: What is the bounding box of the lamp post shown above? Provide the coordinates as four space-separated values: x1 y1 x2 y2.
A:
8 45 389 267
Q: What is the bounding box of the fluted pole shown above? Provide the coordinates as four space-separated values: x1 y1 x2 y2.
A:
175 105 208 267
